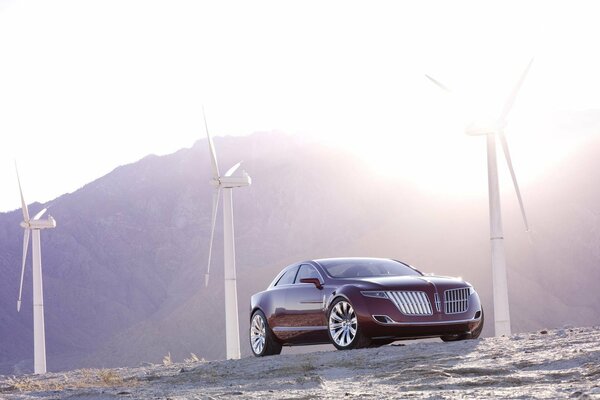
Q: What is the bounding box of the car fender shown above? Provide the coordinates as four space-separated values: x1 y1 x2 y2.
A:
250 291 272 321
327 285 372 326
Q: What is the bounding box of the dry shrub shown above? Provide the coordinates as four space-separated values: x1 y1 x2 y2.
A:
2 368 129 394
98 369 124 385
163 352 173 366
184 353 205 363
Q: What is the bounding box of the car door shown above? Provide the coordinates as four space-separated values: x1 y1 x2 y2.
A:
268 264 299 336
282 263 329 343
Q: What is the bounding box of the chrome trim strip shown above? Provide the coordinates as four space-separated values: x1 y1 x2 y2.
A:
272 326 327 332
371 315 481 326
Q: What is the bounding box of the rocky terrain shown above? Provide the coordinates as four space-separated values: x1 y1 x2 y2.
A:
1 327 599 399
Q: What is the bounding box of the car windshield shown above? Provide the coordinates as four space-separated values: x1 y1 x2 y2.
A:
318 258 422 278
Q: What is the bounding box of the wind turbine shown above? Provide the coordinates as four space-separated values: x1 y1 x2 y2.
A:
15 165 57 374
426 60 532 337
202 110 251 360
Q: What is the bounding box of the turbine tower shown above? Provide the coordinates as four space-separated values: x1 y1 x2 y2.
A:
426 60 532 337
15 165 57 374
202 110 251 360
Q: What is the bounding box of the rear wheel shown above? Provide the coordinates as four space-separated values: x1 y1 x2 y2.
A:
250 310 282 356
327 298 371 350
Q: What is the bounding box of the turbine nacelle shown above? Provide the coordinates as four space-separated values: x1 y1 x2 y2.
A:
210 173 252 189
20 216 56 230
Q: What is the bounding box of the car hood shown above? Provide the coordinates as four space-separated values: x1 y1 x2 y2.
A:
348 275 469 291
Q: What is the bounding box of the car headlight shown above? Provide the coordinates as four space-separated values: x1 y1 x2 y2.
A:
464 281 476 296
361 291 389 299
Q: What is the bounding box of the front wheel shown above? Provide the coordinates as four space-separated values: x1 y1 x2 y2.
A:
250 310 282 357
327 298 371 350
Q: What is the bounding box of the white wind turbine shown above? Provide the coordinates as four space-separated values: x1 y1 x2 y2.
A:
426 60 533 337
15 165 57 374
202 110 251 360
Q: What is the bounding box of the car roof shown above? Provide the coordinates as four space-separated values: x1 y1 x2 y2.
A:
313 257 394 264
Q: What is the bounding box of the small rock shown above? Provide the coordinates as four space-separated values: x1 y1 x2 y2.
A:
540 330 548 334
179 368 186 373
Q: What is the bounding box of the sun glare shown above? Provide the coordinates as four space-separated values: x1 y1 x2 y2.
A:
343 123 489 198
331 63 586 200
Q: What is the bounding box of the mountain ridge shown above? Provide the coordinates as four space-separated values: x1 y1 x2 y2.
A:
1 131 599 374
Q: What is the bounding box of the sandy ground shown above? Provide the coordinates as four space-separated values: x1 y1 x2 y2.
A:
1 326 599 399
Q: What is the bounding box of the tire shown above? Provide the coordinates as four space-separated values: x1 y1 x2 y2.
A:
250 310 282 357
441 309 485 342
441 333 469 342
327 297 371 350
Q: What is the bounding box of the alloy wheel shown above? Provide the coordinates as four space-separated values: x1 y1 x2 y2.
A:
328 300 358 347
250 313 266 355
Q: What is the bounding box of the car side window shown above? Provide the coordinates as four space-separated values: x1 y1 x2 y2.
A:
294 264 321 283
275 266 298 286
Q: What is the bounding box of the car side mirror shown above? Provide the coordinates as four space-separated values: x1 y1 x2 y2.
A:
300 278 323 289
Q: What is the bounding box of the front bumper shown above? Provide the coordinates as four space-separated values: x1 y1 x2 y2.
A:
354 289 483 339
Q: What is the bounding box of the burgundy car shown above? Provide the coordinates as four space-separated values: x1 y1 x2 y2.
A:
249 258 484 356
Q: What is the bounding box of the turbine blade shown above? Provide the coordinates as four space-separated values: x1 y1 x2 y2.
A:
33 208 47 220
15 163 30 222
499 133 530 232
17 229 30 312
225 162 242 177
425 74 452 93
498 58 534 123
205 188 221 287
202 106 220 178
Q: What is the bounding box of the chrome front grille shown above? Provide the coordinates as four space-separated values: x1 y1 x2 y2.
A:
386 291 433 316
444 288 470 314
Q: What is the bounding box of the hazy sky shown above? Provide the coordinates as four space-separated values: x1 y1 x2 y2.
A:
1 0 599 212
